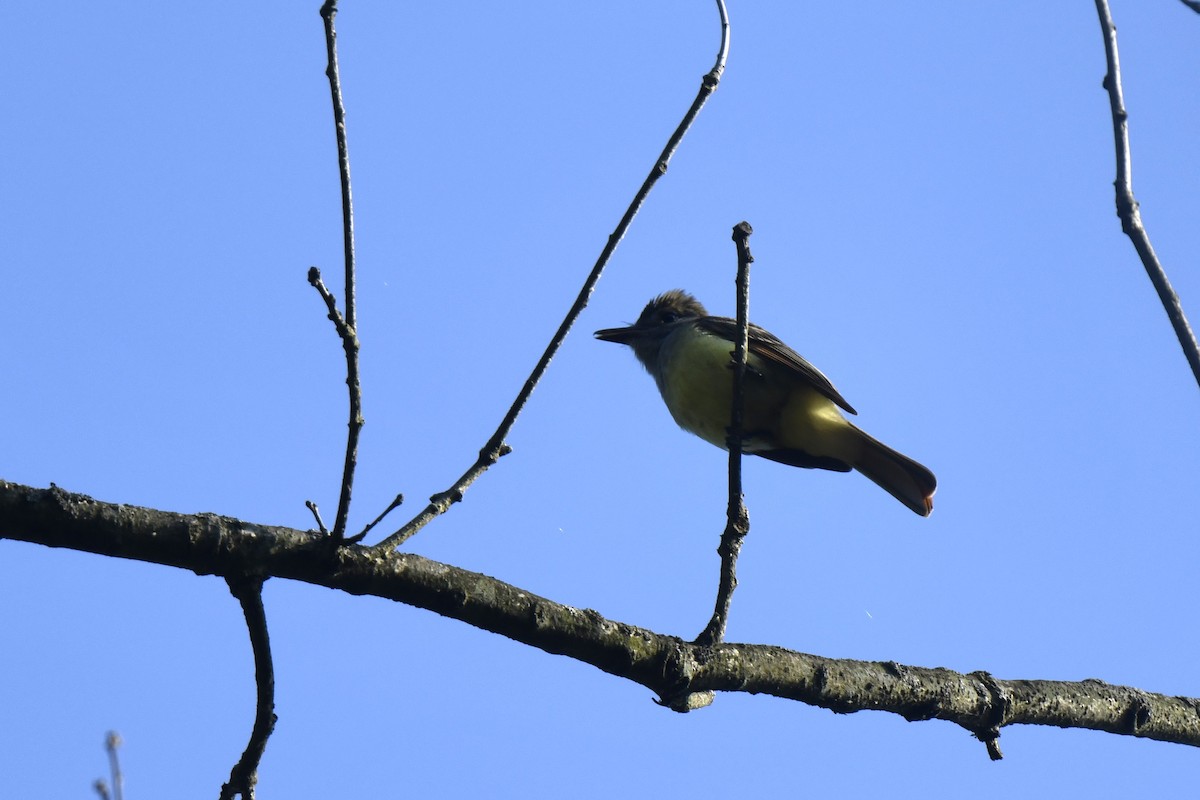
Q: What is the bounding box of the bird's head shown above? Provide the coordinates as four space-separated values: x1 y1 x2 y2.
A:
594 290 707 369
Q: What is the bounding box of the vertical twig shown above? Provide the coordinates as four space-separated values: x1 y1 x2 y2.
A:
220 576 277 800
1094 0 1200 389
309 0 364 541
694 221 754 647
373 0 733 551
104 731 123 800
322 0 356 334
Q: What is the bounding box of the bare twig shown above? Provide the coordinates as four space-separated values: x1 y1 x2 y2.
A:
310 0 364 540
220 576 277 800
1094 0 1200 390
103 731 123 800
693 221 753 650
374 0 733 551
320 1 356 332
304 499 329 535
307 267 350 339
353 493 404 542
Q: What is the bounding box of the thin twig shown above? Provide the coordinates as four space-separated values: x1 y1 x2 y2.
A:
321 1 356 334
694 221 753 649
306 267 363 533
307 267 350 339
305 499 329 535
220 576 277 800
374 0 732 551
352 493 404 542
104 731 123 800
311 0 364 540
1094 0 1200 390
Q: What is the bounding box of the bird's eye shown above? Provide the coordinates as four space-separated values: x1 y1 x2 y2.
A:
659 311 678 324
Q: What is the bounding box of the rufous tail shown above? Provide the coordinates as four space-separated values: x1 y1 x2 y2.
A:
849 425 936 516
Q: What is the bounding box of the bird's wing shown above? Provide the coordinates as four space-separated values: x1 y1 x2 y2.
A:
696 315 858 415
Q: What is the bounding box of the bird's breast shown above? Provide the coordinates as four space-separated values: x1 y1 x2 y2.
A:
653 327 788 450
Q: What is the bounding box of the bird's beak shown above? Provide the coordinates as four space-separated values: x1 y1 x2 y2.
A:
594 325 644 345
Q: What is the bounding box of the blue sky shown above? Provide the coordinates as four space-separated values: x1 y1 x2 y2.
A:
4 2 1200 796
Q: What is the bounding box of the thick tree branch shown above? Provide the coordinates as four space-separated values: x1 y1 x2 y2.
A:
3 479 1199 754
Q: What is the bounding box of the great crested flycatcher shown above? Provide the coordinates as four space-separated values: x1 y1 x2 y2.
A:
594 290 937 516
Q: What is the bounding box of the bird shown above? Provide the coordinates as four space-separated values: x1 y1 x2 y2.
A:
594 290 936 515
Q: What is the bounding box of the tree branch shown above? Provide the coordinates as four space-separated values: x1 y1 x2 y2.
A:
310 0 365 541
220 576 276 800
97 731 123 800
4 479 1199 754
694 221 754 651
373 0 732 551
1093 0 1200 390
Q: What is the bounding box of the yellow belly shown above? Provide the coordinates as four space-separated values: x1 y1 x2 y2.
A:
653 327 852 460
